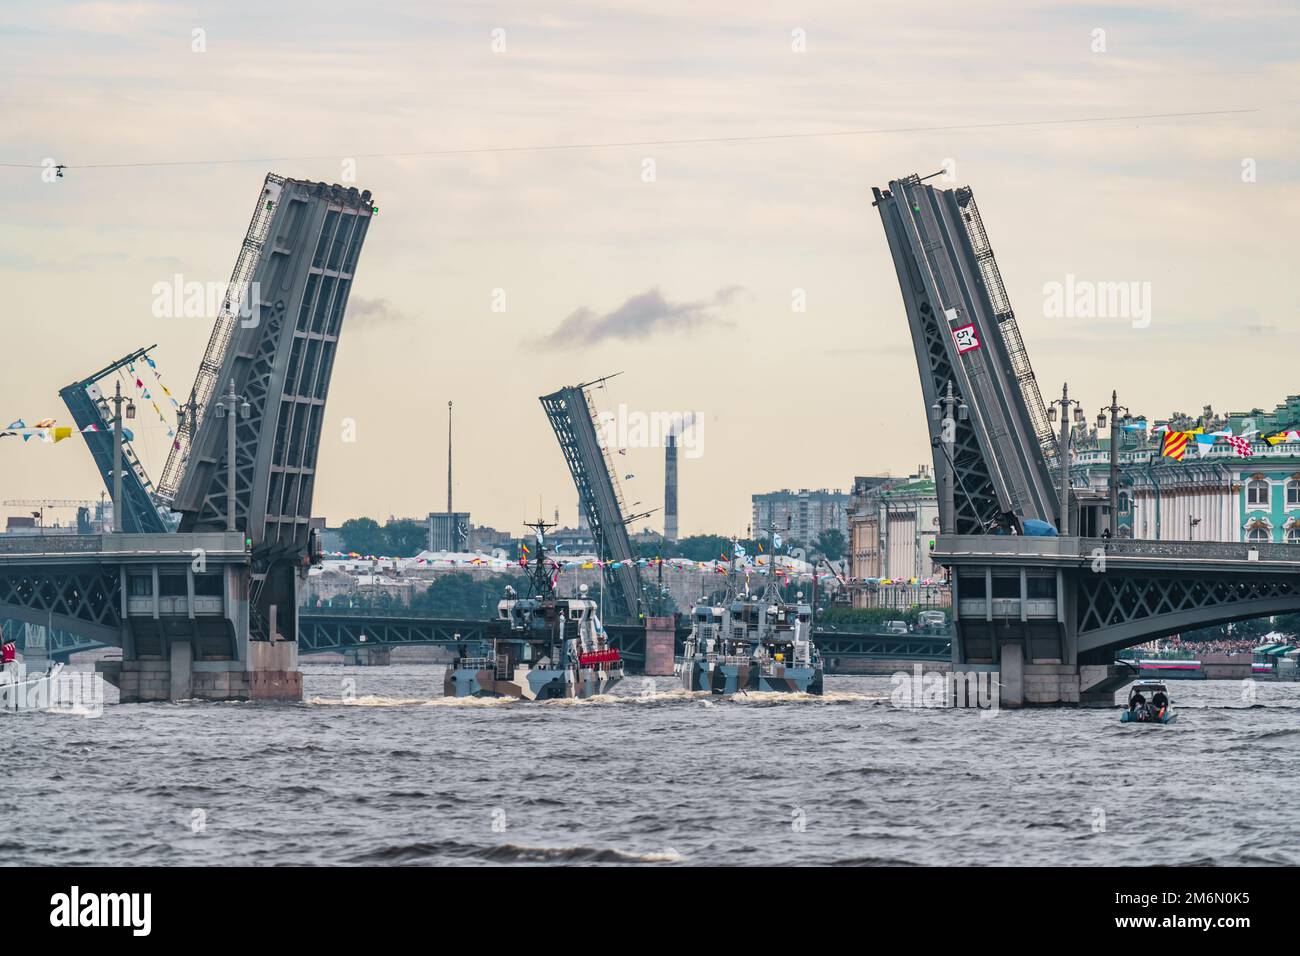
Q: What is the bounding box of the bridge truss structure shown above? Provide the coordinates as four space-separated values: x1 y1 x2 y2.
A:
168 175 376 642
540 382 642 621
874 175 1061 534
58 346 171 535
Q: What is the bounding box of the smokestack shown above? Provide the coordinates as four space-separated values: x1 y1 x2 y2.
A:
664 433 679 541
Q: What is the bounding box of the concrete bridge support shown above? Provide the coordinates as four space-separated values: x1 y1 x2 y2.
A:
98 638 301 703
643 616 675 676
343 645 391 666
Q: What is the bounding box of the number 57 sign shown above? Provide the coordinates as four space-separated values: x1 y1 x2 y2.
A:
952 324 981 353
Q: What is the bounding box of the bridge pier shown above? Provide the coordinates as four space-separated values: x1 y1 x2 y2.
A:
643 616 675 676
100 638 301 703
342 646 391 666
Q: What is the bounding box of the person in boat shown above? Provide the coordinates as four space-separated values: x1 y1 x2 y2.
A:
1150 688 1168 719
1 641 14 677
1129 689 1146 715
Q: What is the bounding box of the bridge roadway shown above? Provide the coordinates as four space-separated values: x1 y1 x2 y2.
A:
0 531 249 646
936 534 1300 656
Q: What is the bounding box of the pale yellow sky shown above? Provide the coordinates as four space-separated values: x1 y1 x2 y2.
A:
1 1 1297 537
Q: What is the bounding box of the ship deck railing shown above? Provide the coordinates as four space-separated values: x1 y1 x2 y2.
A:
453 657 497 669
710 654 758 666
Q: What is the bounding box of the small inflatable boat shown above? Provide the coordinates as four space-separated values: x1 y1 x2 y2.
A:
1120 680 1176 724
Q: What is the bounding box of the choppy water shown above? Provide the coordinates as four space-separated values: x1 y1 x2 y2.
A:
4 665 1298 866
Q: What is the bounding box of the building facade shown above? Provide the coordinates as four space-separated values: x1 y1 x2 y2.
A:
846 473 941 589
1071 396 1300 544
751 488 849 544
427 511 470 552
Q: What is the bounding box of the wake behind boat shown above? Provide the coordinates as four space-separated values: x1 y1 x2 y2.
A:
0 660 68 712
443 518 624 700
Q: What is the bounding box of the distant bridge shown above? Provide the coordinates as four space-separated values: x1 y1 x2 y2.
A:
17 606 953 671
293 607 952 672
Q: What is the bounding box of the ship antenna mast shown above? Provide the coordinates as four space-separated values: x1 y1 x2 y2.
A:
761 520 786 604
523 517 558 599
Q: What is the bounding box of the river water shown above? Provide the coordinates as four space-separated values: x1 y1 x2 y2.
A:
4 665 1297 866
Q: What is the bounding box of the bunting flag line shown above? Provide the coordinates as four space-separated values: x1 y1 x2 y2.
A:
127 352 180 437
1227 436 1253 458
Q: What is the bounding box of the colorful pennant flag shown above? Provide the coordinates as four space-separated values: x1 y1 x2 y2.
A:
1161 431 1190 460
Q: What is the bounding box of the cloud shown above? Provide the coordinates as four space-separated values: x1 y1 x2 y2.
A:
534 285 741 350
346 296 409 326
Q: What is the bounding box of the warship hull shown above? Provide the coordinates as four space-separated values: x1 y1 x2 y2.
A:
676 658 822 695
444 663 623 700
757 664 823 695
676 659 756 695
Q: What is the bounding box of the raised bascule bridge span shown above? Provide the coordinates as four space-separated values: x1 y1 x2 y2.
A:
873 172 1300 706
0 174 376 701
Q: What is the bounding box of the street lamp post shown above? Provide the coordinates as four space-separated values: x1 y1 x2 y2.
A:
213 379 251 533
928 380 968 535
109 380 136 533
1047 383 1086 535
1095 390 1133 538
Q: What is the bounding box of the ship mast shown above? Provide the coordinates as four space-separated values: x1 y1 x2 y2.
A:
761 521 785 604
523 518 558 599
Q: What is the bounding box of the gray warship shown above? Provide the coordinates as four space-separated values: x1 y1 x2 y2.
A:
675 542 824 695
443 519 625 700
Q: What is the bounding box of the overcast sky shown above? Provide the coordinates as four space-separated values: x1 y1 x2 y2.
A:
1 1 1296 538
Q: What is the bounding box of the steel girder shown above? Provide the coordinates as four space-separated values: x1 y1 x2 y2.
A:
812 633 952 660
0 566 122 645
1076 571 1300 655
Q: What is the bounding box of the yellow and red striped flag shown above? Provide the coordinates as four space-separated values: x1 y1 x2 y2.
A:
1161 428 1201 461
1161 431 1190 460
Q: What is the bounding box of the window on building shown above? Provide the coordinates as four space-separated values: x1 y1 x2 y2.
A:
1287 527 1300 544
1118 491 1131 515
128 575 152 597
1247 479 1270 506
1288 479 1300 506
193 574 223 597
991 576 1020 599
1247 527 1270 544
1026 575 1056 599
158 574 188 597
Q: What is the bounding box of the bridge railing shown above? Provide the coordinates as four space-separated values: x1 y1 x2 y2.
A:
935 534 1300 565
1084 538 1300 562
0 534 105 554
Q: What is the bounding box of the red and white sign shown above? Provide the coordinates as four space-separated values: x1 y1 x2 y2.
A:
952 324 981 353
